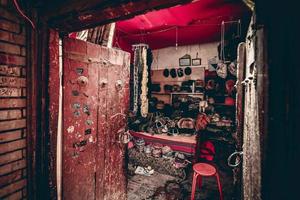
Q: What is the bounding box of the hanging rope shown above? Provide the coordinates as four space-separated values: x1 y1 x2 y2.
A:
140 46 149 117
175 26 178 50
221 21 225 61
238 19 241 38
117 20 241 39
13 0 35 29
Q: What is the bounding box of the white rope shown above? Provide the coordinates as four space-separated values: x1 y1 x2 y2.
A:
221 21 225 61
175 27 178 50
117 20 241 38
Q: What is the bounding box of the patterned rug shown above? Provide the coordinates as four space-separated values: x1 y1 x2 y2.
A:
127 172 178 200
127 167 236 200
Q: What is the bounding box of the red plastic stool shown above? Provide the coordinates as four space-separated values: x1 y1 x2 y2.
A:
190 163 223 200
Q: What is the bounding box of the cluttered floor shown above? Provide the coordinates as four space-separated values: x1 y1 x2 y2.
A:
127 148 236 200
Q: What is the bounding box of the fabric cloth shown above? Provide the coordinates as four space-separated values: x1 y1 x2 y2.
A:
132 45 150 117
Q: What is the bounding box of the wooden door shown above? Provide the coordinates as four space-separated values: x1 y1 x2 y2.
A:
241 18 262 200
103 46 130 200
62 38 130 200
232 42 246 199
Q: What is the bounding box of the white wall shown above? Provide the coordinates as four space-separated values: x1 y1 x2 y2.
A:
151 42 219 70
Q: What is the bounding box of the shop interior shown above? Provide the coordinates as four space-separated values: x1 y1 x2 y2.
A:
104 1 252 199
1 0 298 199
0 0 263 199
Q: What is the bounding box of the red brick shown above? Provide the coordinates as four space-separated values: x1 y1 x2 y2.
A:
0 53 25 66
20 47 26 56
0 88 22 97
0 130 22 143
22 187 27 197
4 190 23 200
0 0 8 6
0 42 21 55
21 88 26 97
0 119 26 132
0 7 20 23
0 150 22 165
0 170 22 187
0 109 22 120
22 169 26 177
0 65 21 76
21 67 26 76
0 99 26 108
0 76 26 87
0 179 26 197
0 139 26 154
0 159 26 175
21 149 26 158
0 4 27 199
22 129 26 138
0 30 26 45
22 109 26 117
0 19 20 33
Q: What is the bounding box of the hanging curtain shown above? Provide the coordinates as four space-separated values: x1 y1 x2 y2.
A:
140 47 148 117
132 47 140 114
132 44 152 117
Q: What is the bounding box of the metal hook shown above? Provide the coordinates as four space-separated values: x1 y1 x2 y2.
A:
228 151 243 167
234 80 239 88
241 78 250 85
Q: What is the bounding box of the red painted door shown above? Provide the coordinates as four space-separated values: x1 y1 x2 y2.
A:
62 38 130 200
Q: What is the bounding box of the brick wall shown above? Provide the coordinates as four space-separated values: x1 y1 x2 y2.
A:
0 0 28 199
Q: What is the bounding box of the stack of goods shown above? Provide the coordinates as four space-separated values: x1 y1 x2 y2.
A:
177 118 195 136
162 67 192 79
149 95 203 117
173 152 190 169
128 140 191 179
150 83 161 92
128 112 199 137
180 80 193 93
194 79 205 93
135 138 146 152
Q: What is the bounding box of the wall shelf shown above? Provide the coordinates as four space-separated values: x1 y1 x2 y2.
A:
152 92 204 104
152 92 204 95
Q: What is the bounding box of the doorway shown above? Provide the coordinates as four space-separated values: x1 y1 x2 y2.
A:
48 0 253 199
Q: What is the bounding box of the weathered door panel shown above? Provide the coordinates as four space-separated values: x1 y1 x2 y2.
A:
104 49 129 200
242 17 262 200
62 40 98 199
62 38 130 200
96 61 108 200
233 42 246 199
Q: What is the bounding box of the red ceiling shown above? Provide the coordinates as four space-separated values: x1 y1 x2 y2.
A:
114 0 251 52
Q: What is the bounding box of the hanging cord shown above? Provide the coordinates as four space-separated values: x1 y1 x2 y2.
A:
237 19 241 38
220 21 225 61
118 19 241 39
220 20 241 61
175 26 178 50
114 30 121 48
13 0 35 29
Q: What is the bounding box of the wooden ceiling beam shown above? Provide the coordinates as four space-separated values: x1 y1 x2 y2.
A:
39 0 192 33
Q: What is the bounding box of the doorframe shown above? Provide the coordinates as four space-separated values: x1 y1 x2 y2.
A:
25 2 52 198
34 1 262 199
